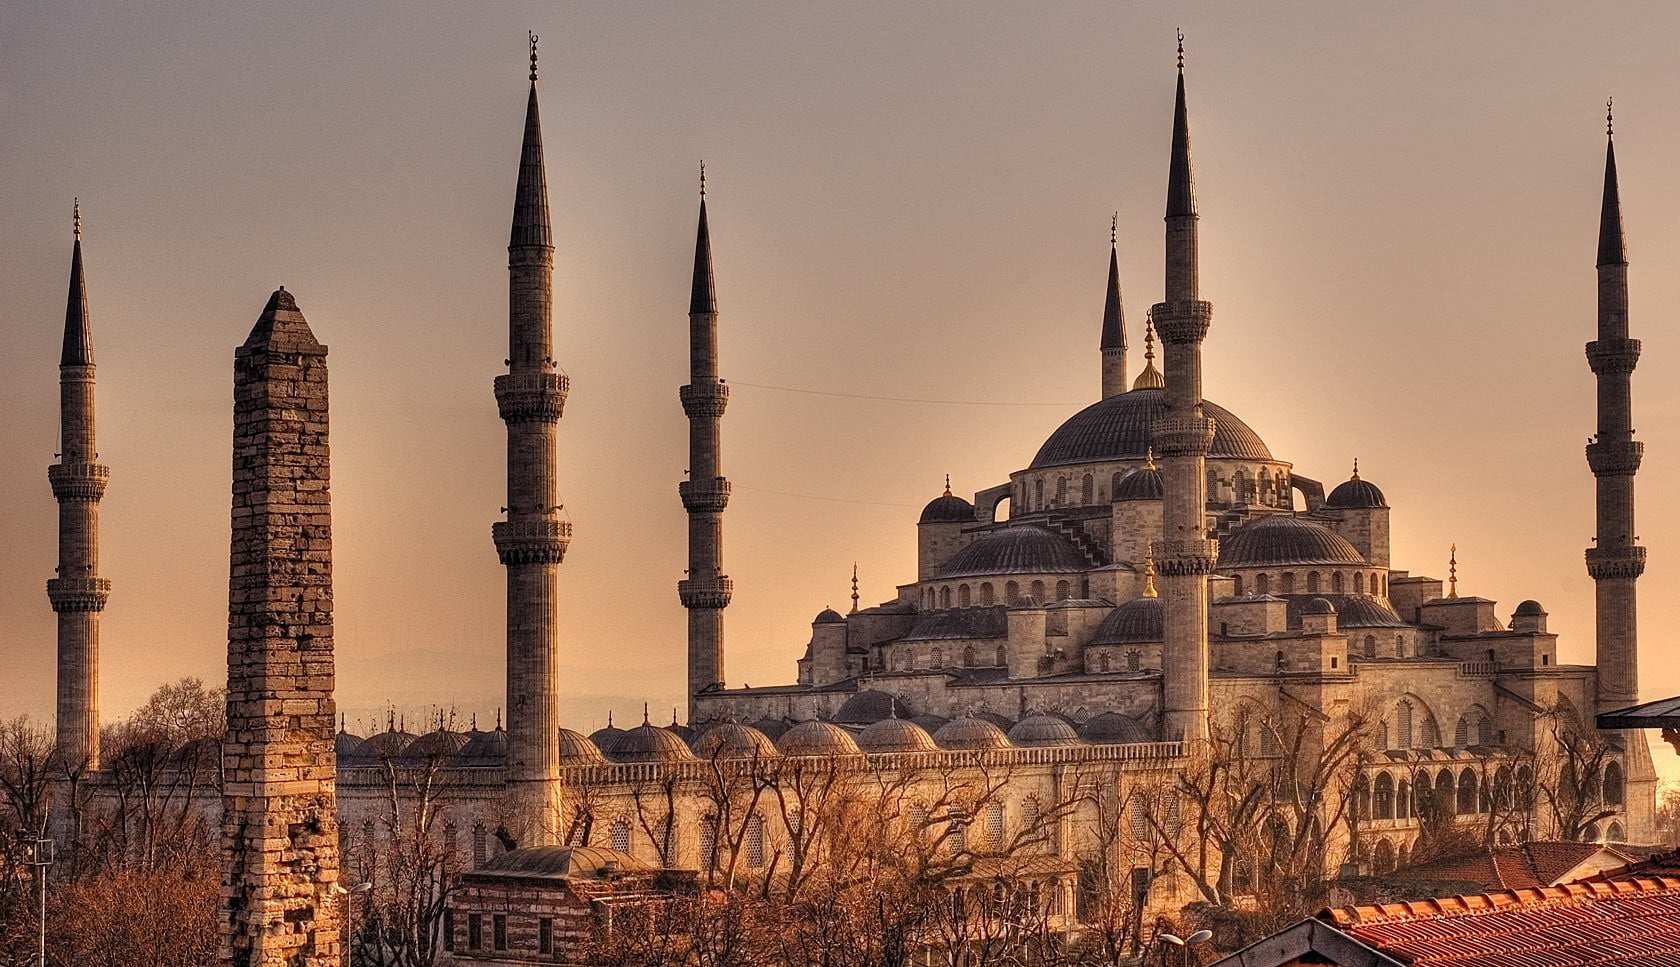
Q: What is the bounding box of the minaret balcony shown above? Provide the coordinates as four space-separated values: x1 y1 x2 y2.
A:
494 372 569 423
1586 545 1646 580
492 518 572 566
1586 338 1641 375
1155 538 1220 576
1151 415 1217 458
46 576 111 613
678 575 734 609
1586 440 1643 476
47 463 110 501
1148 301 1214 344
679 381 730 419
679 478 731 512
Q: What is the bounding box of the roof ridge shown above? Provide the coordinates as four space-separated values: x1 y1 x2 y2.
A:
1326 874 1680 926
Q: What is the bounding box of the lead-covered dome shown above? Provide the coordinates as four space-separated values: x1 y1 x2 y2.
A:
1079 711 1153 744
458 727 508 762
938 525 1088 578
605 722 696 763
934 716 1011 751
1030 388 1272 469
1113 466 1165 501
558 727 607 764
1329 595 1405 628
858 717 939 753
835 690 914 725
1092 596 1164 644
1218 515 1366 568
404 729 469 760
920 491 975 524
1007 714 1083 747
1326 470 1387 509
692 722 780 759
779 720 862 757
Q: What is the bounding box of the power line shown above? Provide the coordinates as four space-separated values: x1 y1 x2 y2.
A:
728 380 1078 407
733 484 918 508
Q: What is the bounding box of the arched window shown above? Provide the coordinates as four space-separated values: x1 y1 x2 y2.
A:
1395 701 1413 749
1374 773 1395 819
1413 774 1431 816
1274 650 1286 671
1234 470 1252 501
1055 580 1071 601
1457 769 1478 814
1354 572 1365 593
940 586 952 608
1373 839 1396 874
1005 580 1020 601
1331 572 1344 593
1030 580 1046 600
995 644 1007 666
985 803 1006 848
962 645 976 667
1493 766 1513 809
1126 651 1141 672
1377 720 1390 749
745 814 766 868
1256 573 1269 594
610 818 631 852
1436 772 1456 816
1605 761 1625 806
1207 468 1221 501
1099 653 1111 673
1111 471 1125 497
1232 575 1244 596
1455 717 1469 748
1021 796 1041 836
1259 468 1273 505
1397 779 1412 819
1364 635 1376 658
979 582 994 606
1608 821 1625 843
1280 572 1296 594
1081 474 1094 505
1056 477 1068 505
1395 633 1406 658
931 646 943 667
1517 765 1535 809
1477 716 1492 746
1130 801 1150 841
1421 715 1440 749
1035 479 1045 510
958 584 971 607
472 823 487 865
1306 572 1321 593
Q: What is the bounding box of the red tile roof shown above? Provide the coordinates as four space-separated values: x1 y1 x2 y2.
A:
1398 842 1644 894
1321 876 1680 967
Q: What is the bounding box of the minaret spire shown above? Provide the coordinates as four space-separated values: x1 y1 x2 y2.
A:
679 163 733 717
1100 213 1129 398
49 199 110 771
1150 33 1217 743
493 35 570 846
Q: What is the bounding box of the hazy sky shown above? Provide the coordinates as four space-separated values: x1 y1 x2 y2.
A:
4 4 1680 751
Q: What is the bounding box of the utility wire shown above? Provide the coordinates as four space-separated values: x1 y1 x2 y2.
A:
729 380 1078 407
733 484 919 508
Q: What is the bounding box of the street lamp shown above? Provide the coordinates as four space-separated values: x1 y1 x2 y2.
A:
334 880 373 967
21 837 54 967
1158 929 1213 967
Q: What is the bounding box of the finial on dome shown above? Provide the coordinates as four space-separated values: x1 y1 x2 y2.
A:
851 562 860 614
943 473 952 497
1351 458 1360 481
606 710 613 729
339 712 345 732
672 707 680 727
643 703 651 726
1176 28 1185 72
1607 97 1614 138
1110 211 1118 247
528 31 539 82
1448 544 1458 599
1143 544 1158 598
700 160 707 199
1145 446 1157 471
73 198 82 240
471 712 478 730
1131 312 1165 390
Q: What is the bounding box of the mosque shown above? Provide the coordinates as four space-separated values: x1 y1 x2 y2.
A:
38 34 1658 962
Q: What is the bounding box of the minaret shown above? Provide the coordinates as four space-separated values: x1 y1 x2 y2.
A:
1100 213 1129 398
492 33 570 845
1585 102 1644 716
48 200 110 772
1150 35 1217 743
679 165 732 718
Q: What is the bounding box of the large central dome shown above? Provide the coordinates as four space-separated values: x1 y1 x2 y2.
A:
1029 388 1272 469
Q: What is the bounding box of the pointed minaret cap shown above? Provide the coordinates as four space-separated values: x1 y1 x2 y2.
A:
690 162 718 314
62 199 94 367
1166 30 1198 219
1100 213 1125 351
1598 98 1627 267
242 286 324 354
510 32 552 250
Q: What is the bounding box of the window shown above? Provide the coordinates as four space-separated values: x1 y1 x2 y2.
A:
1256 573 1269 594
1030 580 1046 600
1099 653 1111 672
1478 716 1492 746
995 645 1006 666
746 814 766 868
1377 721 1389 749
610 818 631 852
1331 572 1343 593
700 816 718 868
958 584 971 607
472 823 487 866
1374 773 1394 819
1035 479 1044 509
940 586 951 608
1022 796 1041 836
468 914 483 950
1005 580 1019 601
1082 474 1094 505
1055 580 1070 601
1306 571 1320 593
1457 769 1478 814
1280 572 1295 594
493 914 507 951
909 804 929 829
1455 717 1469 748
963 645 976 667
443 909 454 952
979 582 994 606
985 803 1005 848
1130 801 1150 841
1421 715 1440 749
1373 840 1395 874
1056 477 1068 505
931 646 943 667
1111 471 1125 496
1364 635 1376 658
1355 572 1365 593
1396 701 1413 749
1395 633 1406 658
1233 575 1244 595
539 918 553 955
1605 761 1625 805
1127 651 1141 672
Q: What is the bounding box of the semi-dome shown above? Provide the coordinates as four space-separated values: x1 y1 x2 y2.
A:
835 690 914 725
1218 515 1366 568
938 525 1088 578
1303 597 1336 615
558 727 607 764
458 727 508 762
692 722 780 759
934 716 1011 751
1007 714 1084 747
1030 388 1272 470
858 717 939 753
1332 595 1406 628
778 720 862 757
1079 711 1153 744
1514 599 1546 616
814 608 846 625
1092 596 1164 644
1113 466 1165 501
1326 471 1387 509
605 722 696 763
404 729 469 760
920 490 975 524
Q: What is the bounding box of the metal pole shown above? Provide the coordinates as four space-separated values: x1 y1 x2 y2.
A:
37 860 46 967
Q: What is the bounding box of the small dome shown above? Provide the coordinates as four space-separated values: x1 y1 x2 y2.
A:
1325 468 1388 509
1007 714 1084 748
604 722 696 763
858 717 939 753
934 716 1012 751
336 730 366 760
1079 712 1153 744
1303 597 1337 615
778 720 862 757
458 727 508 761
920 491 975 524
404 729 469 760
1113 467 1165 502
358 729 416 760
814 608 847 625
835 690 915 725
1092 596 1164 645
1514 599 1546 616
750 717 792 740
938 525 1089 579
589 724 627 748
692 723 780 759
1218 515 1366 568
558 727 606 764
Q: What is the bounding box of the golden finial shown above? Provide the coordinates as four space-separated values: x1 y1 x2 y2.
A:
1110 212 1118 247
700 160 707 199
1607 97 1614 138
943 474 952 497
72 198 81 240
1143 544 1158 598
1176 29 1185 72
850 563 860 614
1448 544 1458 599
1132 312 1165 390
528 31 539 82
1145 446 1157 471
1351 457 1360 481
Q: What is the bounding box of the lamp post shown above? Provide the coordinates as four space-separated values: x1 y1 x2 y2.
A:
334 880 373 967
21 837 54 967
1158 929 1213 967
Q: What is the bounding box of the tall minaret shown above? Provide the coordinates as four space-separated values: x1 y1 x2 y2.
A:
679 167 732 718
492 33 569 844
48 200 110 772
1150 36 1217 743
1100 213 1128 398
1585 102 1644 716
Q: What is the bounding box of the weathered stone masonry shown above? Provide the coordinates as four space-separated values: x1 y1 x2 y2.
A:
220 288 340 967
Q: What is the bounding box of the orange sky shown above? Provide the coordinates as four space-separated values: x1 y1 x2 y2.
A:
3 4 1680 770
